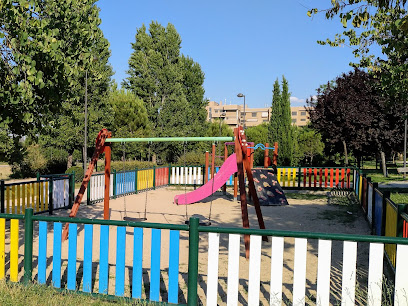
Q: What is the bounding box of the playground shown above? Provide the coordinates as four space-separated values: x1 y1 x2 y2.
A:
21 185 374 305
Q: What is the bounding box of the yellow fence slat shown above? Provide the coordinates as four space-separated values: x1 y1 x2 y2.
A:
11 185 15 214
292 168 297 186
17 185 20 214
10 219 19 282
40 182 44 212
22 184 26 214
0 219 4 280
385 202 397 268
5 187 10 214
277 168 281 183
35 182 40 213
286 169 291 187
282 168 286 187
31 183 35 211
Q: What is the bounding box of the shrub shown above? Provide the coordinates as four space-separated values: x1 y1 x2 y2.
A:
66 166 84 183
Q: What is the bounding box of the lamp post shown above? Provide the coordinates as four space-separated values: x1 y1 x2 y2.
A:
237 93 246 129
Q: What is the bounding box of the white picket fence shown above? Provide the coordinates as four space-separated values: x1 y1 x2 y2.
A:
89 174 114 202
204 232 408 306
170 166 202 185
52 178 69 209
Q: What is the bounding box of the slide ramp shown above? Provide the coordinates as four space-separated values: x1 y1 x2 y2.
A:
174 153 238 205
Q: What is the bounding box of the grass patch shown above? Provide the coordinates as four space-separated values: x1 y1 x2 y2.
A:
319 192 361 224
284 193 327 201
0 281 152 305
390 192 408 204
362 170 407 183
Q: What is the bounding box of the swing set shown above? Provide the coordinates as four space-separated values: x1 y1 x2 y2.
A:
62 126 270 256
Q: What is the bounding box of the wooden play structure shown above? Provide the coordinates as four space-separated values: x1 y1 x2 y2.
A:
61 127 280 256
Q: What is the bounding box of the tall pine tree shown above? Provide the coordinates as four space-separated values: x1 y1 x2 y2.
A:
268 76 295 166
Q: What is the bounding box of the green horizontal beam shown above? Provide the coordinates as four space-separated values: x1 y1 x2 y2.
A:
105 136 234 143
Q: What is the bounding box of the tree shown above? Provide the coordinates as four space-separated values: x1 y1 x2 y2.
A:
268 77 295 166
246 123 269 166
109 89 149 161
123 22 207 163
307 69 404 170
297 127 325 165
0 0 108 138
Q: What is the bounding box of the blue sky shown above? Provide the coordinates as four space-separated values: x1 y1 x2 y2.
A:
97 0 361 108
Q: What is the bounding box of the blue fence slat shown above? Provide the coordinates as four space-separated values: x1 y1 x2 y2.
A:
374 192 383 236
99 225 109 294
83 224 93 293
67 223 78 290
132 227 143 299
38 221 47 284
115 226 126 297
52 222 62 288
168 230 180 304
150 229 161 301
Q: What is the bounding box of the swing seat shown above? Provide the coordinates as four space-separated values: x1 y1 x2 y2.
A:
184 220 211 226
123 216 147 222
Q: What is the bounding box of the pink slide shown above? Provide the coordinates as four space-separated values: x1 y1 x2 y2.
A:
174 153 238 205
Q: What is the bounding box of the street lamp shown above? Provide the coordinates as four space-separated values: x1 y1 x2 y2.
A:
237 93 246 129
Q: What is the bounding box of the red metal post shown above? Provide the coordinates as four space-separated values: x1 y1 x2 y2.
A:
264 142 269 168
204 151 209 183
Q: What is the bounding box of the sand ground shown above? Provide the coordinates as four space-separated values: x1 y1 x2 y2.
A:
8 186 377 305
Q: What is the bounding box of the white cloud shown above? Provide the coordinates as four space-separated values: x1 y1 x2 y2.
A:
290 96 305 105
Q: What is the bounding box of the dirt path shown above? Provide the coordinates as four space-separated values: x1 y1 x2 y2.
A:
17 187 373 305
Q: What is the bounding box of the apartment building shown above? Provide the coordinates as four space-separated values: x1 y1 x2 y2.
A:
206 101 309 128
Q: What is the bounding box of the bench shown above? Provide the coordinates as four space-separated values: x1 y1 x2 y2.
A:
397 167 408 174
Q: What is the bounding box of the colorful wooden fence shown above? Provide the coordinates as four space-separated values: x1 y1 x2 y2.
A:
2 210 408 305
277 167 352 189
0 175 73 215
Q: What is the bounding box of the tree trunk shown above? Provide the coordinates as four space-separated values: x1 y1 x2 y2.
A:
152 153 157 164
342 140 349 166
67 154 73 170
380 151 387 177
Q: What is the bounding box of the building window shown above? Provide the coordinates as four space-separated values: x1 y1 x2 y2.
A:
300 111 306 116
292 119 297 123
263 119 268 122
292 111 297 116
301 118 306 121
252 112 257 117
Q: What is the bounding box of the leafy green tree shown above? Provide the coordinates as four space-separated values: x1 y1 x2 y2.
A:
246 123 269 166
0 0 108 137
109 89 149 161
268 77 295 166
297 127 325 165
123 22 207 163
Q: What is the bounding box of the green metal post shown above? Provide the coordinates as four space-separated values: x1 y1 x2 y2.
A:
48 178 53 215
0 180 4 214
187 217 199 306
23 208 34 284
168 164 171 185
36 172 40 181
113 169 117 199
298 165 301 188
153 166 156 190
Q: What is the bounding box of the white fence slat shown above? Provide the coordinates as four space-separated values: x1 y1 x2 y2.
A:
206 232 220 306
293 238 307 306
248 235 262 305
193 167 197 185
227 234 240 306
342 241 357 306
367 243 384 306
198 167 202 184
316 239 332 306
171 167 175 184
64 179 69 206
394 244 408 306
270 236 284 305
